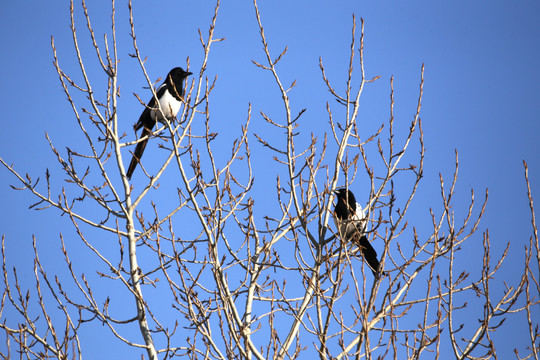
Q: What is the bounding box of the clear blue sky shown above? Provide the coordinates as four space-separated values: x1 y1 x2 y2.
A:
1 1 539 358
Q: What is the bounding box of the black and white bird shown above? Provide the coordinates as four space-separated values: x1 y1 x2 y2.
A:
333 188 381 275
126 67 192 180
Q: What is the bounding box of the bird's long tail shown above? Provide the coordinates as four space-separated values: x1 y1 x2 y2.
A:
126 128 150 180
356 235 381 275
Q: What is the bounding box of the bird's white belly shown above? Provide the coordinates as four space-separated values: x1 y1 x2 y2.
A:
151 90 181 122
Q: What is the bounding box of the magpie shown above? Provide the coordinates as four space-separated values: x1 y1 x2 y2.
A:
126 67 192 180
333 188 382 275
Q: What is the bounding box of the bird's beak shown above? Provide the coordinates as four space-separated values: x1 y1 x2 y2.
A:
186 71 193 76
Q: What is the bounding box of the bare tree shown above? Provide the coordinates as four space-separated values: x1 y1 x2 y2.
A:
1 1 537 359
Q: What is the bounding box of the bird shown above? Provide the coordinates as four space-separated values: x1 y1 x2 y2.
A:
126 67 192 180
333 188 382 275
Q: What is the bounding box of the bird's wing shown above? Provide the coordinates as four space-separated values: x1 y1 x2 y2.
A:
154 83 168 101
135 107 152 131
134 83 167 131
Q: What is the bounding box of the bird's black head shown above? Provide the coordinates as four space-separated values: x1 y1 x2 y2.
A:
168 67 192 84
334 188 356 219
167 67 192 99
